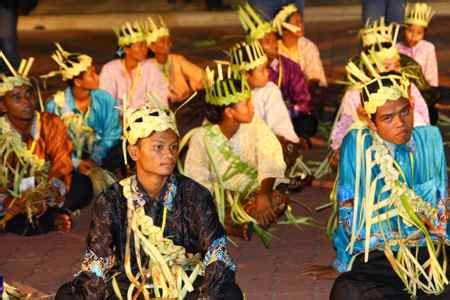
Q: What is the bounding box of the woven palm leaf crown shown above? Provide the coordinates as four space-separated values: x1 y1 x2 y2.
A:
0 51 33 97
114 21 146 47
238 3 273 42
272 4 301 36
405 2 434 27
229 40 267 72
124 105 178 145
346 52 410 115
41 43 92 81
144 16 170 45
204 62 251 106
360 17 398 47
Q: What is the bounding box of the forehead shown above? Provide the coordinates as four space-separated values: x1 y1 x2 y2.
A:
375 97 410 116
140 129 179 144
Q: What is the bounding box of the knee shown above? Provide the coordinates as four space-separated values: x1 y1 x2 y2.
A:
330 273 359 300
223 282 243 300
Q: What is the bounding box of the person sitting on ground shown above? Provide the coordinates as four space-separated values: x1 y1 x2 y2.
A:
304 54 450 300
397 2 438 88
100 20 168 111
228 40 313 186
184 63 288 243
330 18 431 152
44 44 123 179
56 104 243 300
273 4 328 88
0 52 80 235
238 3 321 146
144 16 206 136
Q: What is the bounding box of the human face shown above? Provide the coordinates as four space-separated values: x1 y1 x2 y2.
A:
247 63 269 88
124 41 148 62
0 85 36 121
404 24 425 48
74 65 99 90
129 129 179 177
259 32 279 61
287 12 304 38
373 97 414 145
149 35 172 58
226 97 254 124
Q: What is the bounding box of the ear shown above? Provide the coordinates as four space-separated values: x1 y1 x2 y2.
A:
73 77 82 88
0 99 6 113
127 143 140 162
223 106 235 120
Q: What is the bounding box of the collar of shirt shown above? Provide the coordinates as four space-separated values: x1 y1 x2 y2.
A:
133 174 177 210
383 137 416 155
270 57 280 71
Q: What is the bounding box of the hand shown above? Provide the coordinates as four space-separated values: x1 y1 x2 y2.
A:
78 159 96 176
301 264 340 280
54 213 72 232
255 193 276 227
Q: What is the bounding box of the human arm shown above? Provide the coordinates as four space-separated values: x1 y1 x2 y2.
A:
424 43 439 87
189 182 239 299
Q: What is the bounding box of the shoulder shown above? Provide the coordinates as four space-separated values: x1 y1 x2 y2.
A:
169 53 185 63
341 127 371 152
91 89 117 105
175 174 212 201
101 59 121 73
419 40 435 51
299 37 319 51
413 125 443 143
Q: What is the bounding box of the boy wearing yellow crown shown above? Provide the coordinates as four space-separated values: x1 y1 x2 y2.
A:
273 4 327 88
184 63 289 243
307 54 450 299
228 40 300 146
398 2 438 88
0 52 74 235
56 104 243 299
144 16 206 136
330 18 433 151
238 3 319 145
44 44 122 178
100 21 169 110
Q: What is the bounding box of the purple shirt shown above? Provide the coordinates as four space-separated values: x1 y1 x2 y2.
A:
268 55 312 114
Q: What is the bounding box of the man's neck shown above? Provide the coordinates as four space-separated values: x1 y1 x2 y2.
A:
72 86 91 113
155 53 169 65
124 56 139 74
218 118 240 140
7 114 33 139
136 168 169 199
282 34 298 49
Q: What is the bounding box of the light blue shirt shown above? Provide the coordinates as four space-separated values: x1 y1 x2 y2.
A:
46 87 122 164
332 126 448 272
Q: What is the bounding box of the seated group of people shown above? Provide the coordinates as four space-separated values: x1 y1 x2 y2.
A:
1 1 449 299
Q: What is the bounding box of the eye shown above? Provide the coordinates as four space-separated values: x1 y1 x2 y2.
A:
381 115 393 123
170 143 179 152
152 144 164 151
400 106 410 117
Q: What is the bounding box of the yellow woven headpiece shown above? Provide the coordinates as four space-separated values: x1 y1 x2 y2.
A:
0 51 33 97
360 17 398 47
238 3 273 42
114 21 146 47
41 43 92 81
229 40 268 72
143 16 170 45
346 52 410 115
124 106 178 145
204 62 252 106
272 4 301 36
405 2 434 28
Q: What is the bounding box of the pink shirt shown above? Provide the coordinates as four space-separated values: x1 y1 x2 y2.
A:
397 40 439 87
330 83 430 150
99 59 169 111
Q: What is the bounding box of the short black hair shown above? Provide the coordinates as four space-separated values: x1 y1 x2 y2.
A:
205 102 229 124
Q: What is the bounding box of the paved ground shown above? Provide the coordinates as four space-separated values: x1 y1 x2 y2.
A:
1 15 450 299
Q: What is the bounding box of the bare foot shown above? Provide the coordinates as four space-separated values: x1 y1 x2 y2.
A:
301 264 340 280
